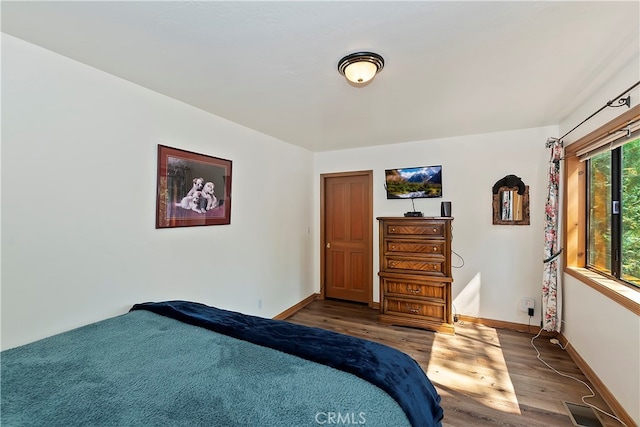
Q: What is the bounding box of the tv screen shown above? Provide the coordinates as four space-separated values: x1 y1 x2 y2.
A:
385 165 442 199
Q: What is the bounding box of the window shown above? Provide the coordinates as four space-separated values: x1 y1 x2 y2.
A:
588 149 612 274
621 139 640 284
564 105 640 312
587 138 640 286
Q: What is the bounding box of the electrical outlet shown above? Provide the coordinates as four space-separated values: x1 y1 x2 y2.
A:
519 297 535 313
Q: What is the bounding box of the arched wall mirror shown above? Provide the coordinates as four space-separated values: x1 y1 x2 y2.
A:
492 175 530 225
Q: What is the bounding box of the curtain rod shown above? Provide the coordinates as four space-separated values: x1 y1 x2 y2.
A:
557 80 640 143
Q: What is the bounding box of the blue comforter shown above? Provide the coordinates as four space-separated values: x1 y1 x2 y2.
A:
131 300 443 427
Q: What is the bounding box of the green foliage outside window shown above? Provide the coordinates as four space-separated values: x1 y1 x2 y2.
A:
588 137 639 287
622 138 640 285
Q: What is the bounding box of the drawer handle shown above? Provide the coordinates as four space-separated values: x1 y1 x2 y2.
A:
407 286 421 294
433 227 438 232
391 227 396 232
433 246 438 251
390 245 396 250
405 304 420 314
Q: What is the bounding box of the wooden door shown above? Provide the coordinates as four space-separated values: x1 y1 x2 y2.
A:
321 171 373 304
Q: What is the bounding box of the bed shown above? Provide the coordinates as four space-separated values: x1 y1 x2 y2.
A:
1 300 443 426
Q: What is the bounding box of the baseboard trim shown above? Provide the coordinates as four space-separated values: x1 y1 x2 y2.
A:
457 315 557 336
558 334 636 427
273 293 319 320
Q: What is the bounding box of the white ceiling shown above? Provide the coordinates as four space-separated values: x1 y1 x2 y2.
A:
2 1 639 152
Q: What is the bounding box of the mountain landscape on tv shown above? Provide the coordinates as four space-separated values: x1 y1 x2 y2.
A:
385 166 442 199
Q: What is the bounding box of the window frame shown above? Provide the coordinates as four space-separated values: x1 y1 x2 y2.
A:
564 104 640 315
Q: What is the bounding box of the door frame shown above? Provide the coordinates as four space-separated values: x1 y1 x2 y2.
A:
320 170 374 307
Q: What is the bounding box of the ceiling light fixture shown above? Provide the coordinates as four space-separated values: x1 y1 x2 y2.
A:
337 52 384 85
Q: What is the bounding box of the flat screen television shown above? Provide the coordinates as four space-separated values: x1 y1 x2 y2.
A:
385 165 442 199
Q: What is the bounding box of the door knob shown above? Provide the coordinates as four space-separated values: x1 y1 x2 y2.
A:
326 242 331 248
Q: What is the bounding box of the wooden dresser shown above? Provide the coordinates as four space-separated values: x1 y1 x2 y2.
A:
377 217 454 334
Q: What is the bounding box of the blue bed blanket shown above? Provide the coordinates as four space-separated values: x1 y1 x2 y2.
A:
131 300 443 427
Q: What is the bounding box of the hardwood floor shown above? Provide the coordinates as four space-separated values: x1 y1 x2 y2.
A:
284 299 625 427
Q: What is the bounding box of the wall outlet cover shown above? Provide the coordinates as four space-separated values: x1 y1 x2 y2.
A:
519 297 535 312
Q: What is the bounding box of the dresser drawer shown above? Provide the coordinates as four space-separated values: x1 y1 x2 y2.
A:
384 222 445 239
381 256 446 276
382 278 446 300
384 239 445 256
383 297 446 322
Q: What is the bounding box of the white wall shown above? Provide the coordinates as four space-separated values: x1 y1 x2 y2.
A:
560 53 640 425
314 125 555 325
1 35 315 350
564 275 639 424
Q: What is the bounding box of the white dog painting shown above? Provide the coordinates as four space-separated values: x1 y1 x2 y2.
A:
201 181 218 211
176 178 218 214
187 178 204 197
157 145 231 228
178 190 205 213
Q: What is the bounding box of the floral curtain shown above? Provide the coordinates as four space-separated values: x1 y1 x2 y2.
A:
542 137 563 332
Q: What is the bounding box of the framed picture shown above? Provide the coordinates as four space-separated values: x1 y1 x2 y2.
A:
156 145 232 228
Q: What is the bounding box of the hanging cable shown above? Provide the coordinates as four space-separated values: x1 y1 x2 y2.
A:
531 329 628 426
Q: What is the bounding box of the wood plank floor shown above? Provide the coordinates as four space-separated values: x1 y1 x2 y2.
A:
284 299 625 427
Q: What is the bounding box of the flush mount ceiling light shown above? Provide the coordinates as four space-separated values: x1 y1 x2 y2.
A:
337 52 384 85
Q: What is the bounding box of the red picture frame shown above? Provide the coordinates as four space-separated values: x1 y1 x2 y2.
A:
156 145 232 228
